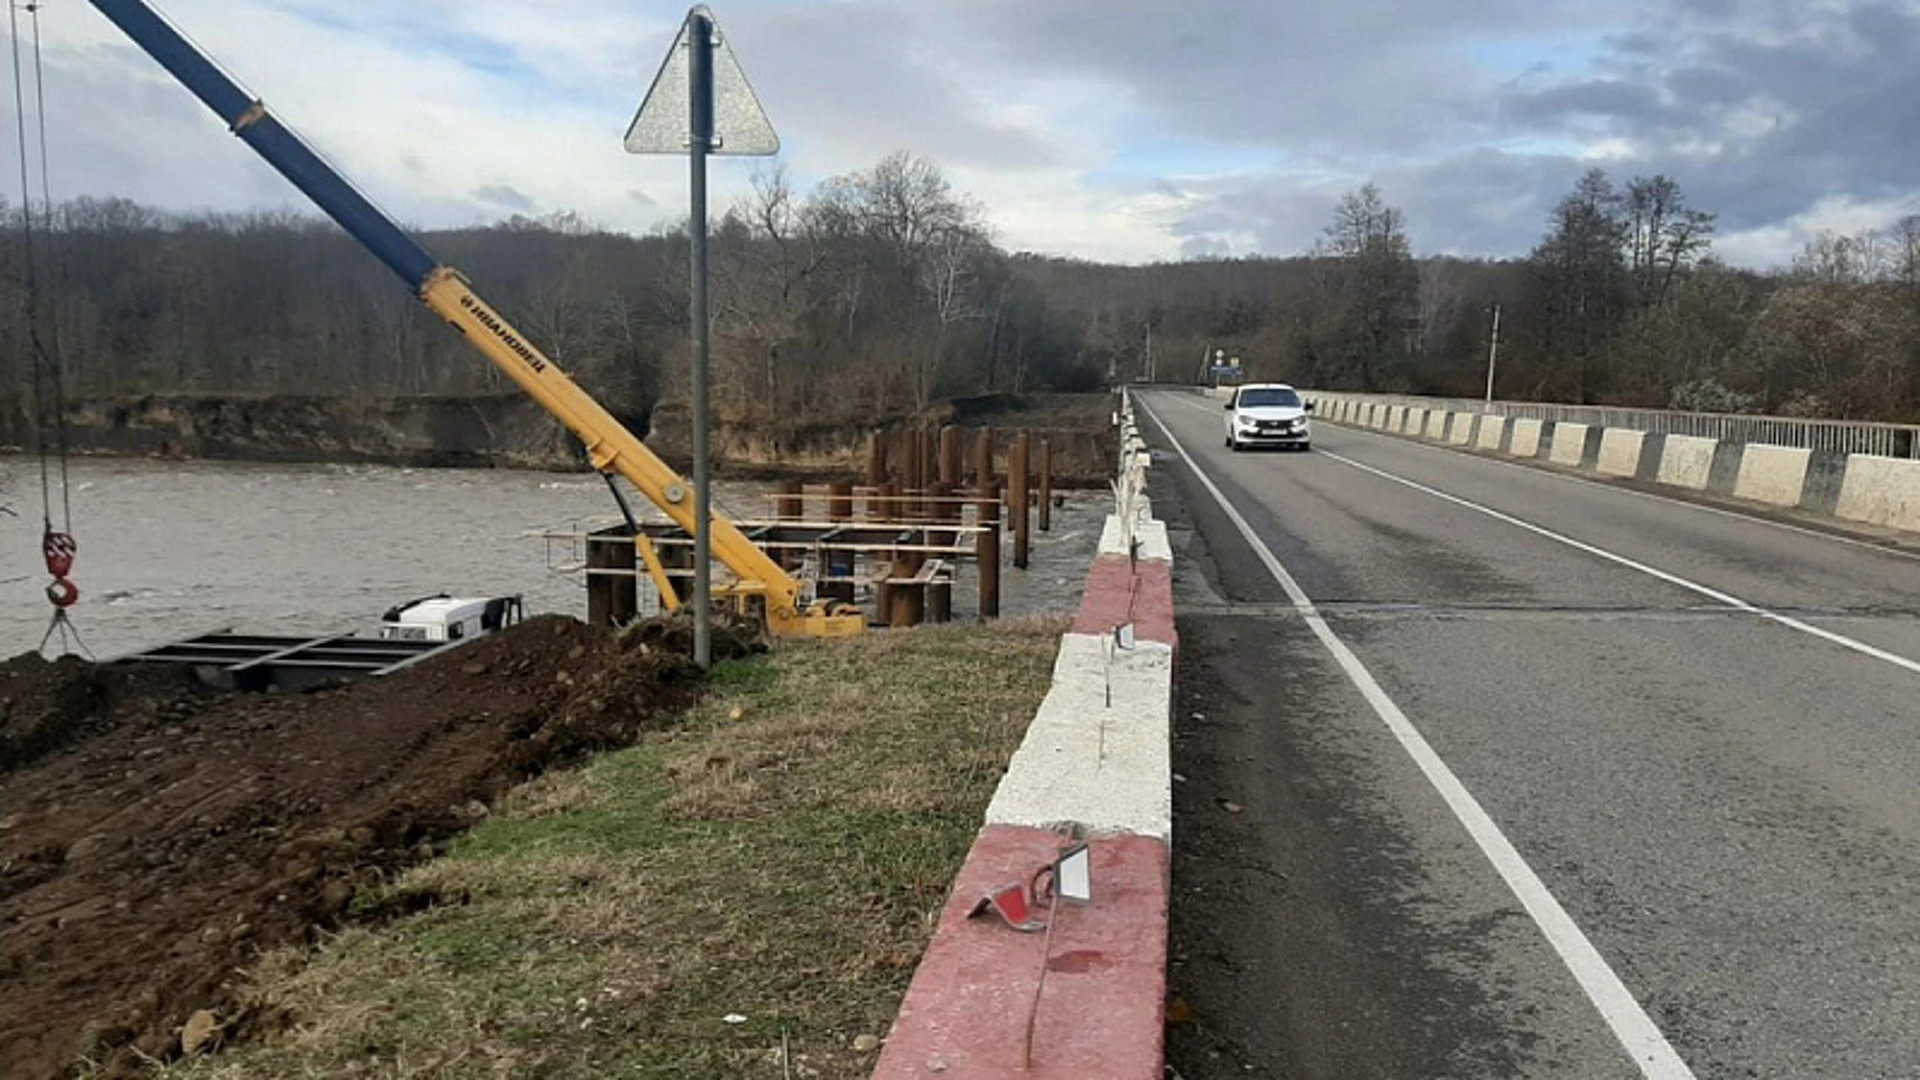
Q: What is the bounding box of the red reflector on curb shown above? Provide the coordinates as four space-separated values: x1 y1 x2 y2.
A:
969 881 1046 932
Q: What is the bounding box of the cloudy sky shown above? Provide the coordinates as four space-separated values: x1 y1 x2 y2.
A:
10 0 1919 267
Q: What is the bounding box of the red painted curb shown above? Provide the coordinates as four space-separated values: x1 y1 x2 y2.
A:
872 825 1169 1079
1071 556 1176 648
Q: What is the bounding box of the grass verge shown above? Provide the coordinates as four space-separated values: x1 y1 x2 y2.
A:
156 616 1068 1080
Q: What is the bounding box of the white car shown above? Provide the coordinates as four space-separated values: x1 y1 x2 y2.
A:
1223 383 1314 452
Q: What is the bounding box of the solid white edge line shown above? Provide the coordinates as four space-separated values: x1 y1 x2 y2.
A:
1266 394 1920 565
1139 395 1698 1080
1318 450 1920 677
1166 391 1920 674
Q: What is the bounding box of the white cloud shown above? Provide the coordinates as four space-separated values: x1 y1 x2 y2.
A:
1718 193 1920 267
7 0 1920 269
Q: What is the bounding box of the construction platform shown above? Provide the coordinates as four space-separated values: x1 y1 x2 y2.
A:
117 632 461 692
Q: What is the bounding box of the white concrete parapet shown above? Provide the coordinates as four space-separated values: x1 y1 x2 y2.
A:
1476 415 1507 451
1657 435 1717 490
1733 444 1813 507
1509 418 1546 457
1835 454 1920 532
984 634 1174 841
1550 422 1591 467
1596 429 1647 477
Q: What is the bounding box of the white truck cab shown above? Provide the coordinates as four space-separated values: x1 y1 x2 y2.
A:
377 594 525 642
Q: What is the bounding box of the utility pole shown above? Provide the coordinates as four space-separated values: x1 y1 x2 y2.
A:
1485 303 1501 404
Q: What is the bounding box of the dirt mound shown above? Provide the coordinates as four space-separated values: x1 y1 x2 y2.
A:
0 614 733 1080
2 655 216 775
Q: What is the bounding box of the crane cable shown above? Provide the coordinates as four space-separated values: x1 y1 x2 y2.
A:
10 0 89 658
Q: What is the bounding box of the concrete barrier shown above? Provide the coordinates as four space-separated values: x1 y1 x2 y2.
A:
1509 418 1546 458
1305 391 1920 540
1477 415 1508 452
878 388 1172 1080
1449 414 1476 446
1596 428 1646 478
1732 444 1813 507
1836 454 1920 532
1800 451 1849 515
1549 422 1594 467
1656 435 1717 490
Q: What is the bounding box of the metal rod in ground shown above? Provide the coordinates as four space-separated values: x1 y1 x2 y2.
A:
1010 430 1031 570
687 9 714 668
585 531 641 627
824 479 856 604
889 536 924 628
586 533 615 628
977 480 1001 619
939 424 961 486
902 427 923 520
776 478 804 520
929 584 952 623
972 426 995 506
866 429 886 486
931 480 955 549
923 428 940 508
775 479 805 571
1039 437 1053 532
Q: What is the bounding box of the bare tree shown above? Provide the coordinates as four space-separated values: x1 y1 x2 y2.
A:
1623 174 1715 308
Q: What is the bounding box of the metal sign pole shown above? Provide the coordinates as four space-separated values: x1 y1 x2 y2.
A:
626 4 777 665
688 10 714 669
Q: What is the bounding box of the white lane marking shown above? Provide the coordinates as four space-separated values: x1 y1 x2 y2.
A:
1252 393 1920 565
1318 449 1920 678
1139 396 1698 1080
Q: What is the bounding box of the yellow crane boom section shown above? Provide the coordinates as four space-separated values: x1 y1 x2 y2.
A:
422 269 864 638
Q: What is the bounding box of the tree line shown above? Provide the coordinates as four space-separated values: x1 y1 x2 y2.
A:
1045 169 1920 423
3 153 1918 426
0 152 1098 430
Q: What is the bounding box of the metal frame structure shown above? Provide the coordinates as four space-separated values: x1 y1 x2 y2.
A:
118 632 461 692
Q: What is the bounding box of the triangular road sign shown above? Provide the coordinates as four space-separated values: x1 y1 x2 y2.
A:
625 6 778 156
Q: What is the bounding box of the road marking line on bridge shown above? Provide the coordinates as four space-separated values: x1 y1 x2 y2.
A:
1281 394 1920 564
1321 450 1920 678
1139 397 1699 1080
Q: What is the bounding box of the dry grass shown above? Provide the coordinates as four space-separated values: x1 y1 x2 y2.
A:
153 616 1068 1080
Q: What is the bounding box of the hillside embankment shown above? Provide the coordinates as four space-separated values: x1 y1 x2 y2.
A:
0 391 1117 484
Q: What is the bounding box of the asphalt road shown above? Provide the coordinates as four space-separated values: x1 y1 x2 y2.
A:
1138 388 1920 1080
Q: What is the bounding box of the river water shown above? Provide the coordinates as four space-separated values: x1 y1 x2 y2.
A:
0 458 1105 659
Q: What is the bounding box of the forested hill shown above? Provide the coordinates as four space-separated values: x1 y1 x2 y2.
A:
3 154 1918 425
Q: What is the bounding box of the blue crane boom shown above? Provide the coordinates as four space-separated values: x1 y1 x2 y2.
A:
87 1 436 288
80 0 865 638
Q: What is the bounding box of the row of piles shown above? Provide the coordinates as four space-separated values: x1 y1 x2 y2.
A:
769 425 1054 625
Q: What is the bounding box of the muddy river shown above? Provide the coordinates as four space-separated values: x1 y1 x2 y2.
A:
0 458 1105 658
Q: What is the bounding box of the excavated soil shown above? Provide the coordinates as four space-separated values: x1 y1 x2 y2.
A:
0 615 755 1080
